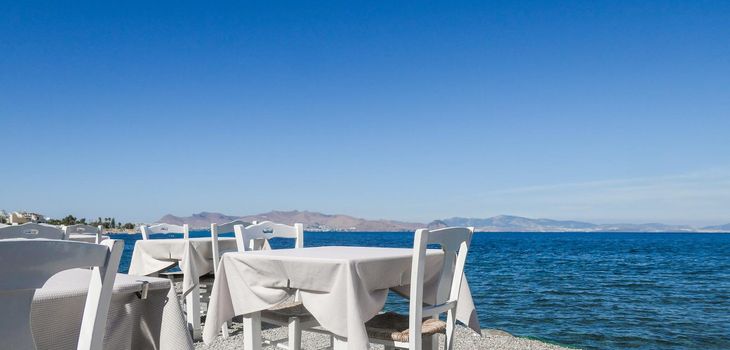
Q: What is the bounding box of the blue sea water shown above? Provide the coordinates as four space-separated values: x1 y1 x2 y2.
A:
112 231 730 350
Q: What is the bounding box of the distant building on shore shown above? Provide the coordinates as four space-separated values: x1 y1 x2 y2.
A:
8 211 47 224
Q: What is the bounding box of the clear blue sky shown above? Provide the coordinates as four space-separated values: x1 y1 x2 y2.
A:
1 1 729 225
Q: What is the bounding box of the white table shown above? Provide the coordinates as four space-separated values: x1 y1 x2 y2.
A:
32 268 193 350
68 234 109 243
203 246 480 350
128 237 238 337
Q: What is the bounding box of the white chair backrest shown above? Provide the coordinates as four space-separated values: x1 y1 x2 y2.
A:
408 227 473 350
210 220 252 274
63 224 103 243
0 239 123 350
139 223 189 240
0 223 65 240
234 221 304 252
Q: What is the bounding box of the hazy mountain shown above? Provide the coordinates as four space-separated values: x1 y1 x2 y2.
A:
442 215 597 231
157 211 730 232
592 223 695 232
426 220 449 230
442 215 698 232
158 210 423 231
703 223 730 231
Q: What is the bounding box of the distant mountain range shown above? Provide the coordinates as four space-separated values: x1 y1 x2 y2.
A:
703 223 730 231
158 210 423 232
157 211 730 233
436 215 711 232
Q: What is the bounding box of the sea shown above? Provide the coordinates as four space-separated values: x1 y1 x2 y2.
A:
112 231 730 350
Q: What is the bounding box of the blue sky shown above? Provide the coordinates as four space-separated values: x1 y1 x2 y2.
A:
1 1 729 224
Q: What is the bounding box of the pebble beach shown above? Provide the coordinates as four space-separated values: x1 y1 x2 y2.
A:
195 321 575 350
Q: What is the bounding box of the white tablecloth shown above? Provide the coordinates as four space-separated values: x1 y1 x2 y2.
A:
68 234 109 243
32 268 193 350
203 246 480 349
128 237 238 294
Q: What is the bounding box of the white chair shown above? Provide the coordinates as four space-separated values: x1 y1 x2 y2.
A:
0 239 123 350
364 227 474 350
137 223 189 281
63 224 104 243
138 223 203 334
210 220 252 276
234 220 303 252
139 223 189 240
137 223 190 284
233 221 307 349
0 222 65 240
208 220 252 337
139 222 190 282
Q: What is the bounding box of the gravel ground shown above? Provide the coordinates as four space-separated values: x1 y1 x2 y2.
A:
184 283 574 350
196 322 576 350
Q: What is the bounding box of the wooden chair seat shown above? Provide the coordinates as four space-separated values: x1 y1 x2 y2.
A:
267 299 310 317
262 308 316 325
366 312 446 342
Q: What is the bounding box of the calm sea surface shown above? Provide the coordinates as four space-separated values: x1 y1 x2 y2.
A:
113 231 730 350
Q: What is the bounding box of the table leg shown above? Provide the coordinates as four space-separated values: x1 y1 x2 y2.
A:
332 335 348 350
243 311 262 350
185 281 201 339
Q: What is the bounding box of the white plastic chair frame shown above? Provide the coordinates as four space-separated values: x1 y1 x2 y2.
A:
0 223 65 240
375 227 474 350
209 220 252 338
233 221 304 252
0 239 123 350
233 221 305 350
139 223 189 240
209 220 252 276
63 224 104 244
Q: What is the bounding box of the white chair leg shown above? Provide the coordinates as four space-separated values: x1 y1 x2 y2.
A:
445 310 457 350
332 335 348 350
423 334 437 350
221 321 229 338
185 284 201 339
243 312 262 350
288 316 301 350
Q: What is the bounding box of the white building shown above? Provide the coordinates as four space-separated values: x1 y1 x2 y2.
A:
8 211 46 224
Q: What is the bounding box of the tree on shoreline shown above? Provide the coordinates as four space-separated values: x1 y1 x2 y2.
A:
44 214 136 230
